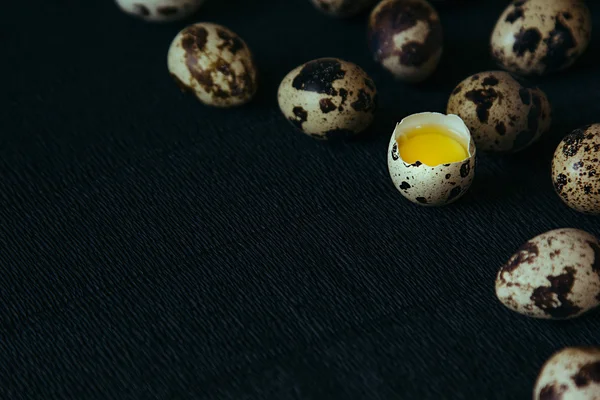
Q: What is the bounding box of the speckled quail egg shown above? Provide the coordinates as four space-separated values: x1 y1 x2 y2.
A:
310 0 376 17
491 0 592 76
387 112 476 206
368 0 443 83
447 71 551 153
167 23 258 107
278 58 377 140
116 0 204 22
552 124 600 215
495 228 600 319
534 347 600 400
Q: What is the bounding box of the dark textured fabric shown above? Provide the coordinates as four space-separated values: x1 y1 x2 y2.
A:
2 0 600 398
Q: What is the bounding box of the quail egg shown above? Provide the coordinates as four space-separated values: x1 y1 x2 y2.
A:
368 0 443 83
115 0 204 22
168 23 258 107
552 124 600 215
495 228 600 319
534 347 600 400
447 71 551 153
491 0 592 76
278 58 377 140
387 112 476 206
310 0 376 17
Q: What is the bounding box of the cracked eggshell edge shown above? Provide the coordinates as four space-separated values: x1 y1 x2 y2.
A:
393 112 475 157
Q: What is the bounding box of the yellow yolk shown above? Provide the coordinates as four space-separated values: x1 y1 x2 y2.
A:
398 124 468 166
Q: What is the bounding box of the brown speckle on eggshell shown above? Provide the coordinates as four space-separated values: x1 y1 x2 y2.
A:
115 0 205 22
167 23 258 107
368 0 443 83
447 71 551 153
277 58 377 140
534 347 600 400
552 124 600 215
495 228 600 319
490 0 592 76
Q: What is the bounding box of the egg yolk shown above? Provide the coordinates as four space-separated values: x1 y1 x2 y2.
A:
397 125 468 166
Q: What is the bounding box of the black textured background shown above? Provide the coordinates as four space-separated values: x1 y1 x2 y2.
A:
2 0 600 399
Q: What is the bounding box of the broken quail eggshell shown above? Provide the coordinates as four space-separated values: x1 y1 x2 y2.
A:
310 0 376 17
368 0 443 83
490 0 592 76
387 112 476 206
116 0 204 22
534 347 600 400
278 58 377 140
495 228 600 319
167 23 258 107
552 124 600 215
447 71 552 153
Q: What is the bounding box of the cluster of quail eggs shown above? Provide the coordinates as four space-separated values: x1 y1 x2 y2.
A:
115 0 598 397
381 0 596 217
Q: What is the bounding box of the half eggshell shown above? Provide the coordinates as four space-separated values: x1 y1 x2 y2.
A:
387 112 476 206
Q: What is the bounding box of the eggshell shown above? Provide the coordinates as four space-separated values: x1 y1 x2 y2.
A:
447 71 551 153
310 0 376 17
495 228 600 319
167 23 258 107
115 0 204 22
387 112 476 206
368 0 443 83
552 124 600 215
278 58 377 140
534 347 600 400
490 0 592 76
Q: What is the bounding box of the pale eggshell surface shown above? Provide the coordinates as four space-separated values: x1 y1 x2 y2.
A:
491 0 592 76
310 0 376 17
534 347 600 400
278 58 377 140
447 71 551 153
167 23 258 107
495 228 600 319
368 0 443 83
387 113 476 206
116 0 204 22
552 124 600 215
